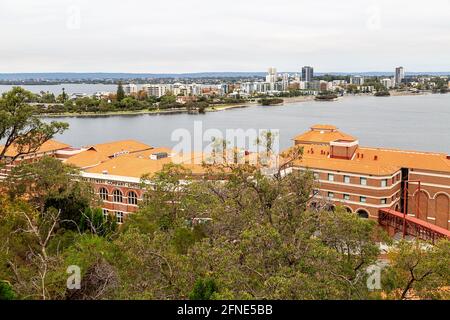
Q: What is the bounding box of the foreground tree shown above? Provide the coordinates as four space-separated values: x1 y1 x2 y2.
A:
382 240 450 299
6 156 93 226
0 87 68 163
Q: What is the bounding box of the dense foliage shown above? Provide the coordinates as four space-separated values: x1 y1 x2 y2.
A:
1 158 448 300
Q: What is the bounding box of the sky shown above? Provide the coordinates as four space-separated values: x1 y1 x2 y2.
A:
1 0 450 73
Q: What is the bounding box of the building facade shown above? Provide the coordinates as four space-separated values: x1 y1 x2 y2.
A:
301 66 314 83
395 66 405 86
285 125 450 230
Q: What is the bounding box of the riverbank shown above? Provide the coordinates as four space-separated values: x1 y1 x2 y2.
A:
38 91 439 117
39 102 257 117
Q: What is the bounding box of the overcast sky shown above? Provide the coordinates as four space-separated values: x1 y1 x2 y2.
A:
1 0 449 73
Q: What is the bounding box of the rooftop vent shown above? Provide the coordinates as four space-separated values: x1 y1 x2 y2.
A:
150 152 168 160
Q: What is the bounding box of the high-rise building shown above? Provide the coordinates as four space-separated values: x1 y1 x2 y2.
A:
281 73 289 91
301 66 314 82
394 67 405 86
350 75 365 85
266 67 278 83
124 83 138 95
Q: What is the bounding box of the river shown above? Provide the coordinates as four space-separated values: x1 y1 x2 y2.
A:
38 94 450 154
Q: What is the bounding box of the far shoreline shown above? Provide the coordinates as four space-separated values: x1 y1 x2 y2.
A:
38 91 439 118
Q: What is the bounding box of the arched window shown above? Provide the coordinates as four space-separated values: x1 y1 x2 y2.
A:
99 188 109 201
344 206 353 213
128 191 138 205
113 189 123 203
357 209 369 219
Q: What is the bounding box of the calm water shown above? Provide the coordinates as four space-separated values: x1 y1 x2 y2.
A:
44 94 450 154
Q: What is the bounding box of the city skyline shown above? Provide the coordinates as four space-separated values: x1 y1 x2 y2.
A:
1 0 450 73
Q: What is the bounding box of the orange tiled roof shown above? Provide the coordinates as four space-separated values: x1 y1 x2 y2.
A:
83 147 274 179
1 139 70 157
286 144 450 176
65 140 153 169
294 125 356 144
84 148 207 178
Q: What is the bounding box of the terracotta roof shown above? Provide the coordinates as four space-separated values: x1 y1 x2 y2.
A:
285 144 450 176
1 139 70 157
294 125 356 144
311 124 338 130
82 147 273 179
65 140 153 169
84 148 207 178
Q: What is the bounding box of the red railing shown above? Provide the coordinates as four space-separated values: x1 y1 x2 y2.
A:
378 208 450 244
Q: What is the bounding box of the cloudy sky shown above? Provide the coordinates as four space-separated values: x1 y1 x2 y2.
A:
1 0 449 73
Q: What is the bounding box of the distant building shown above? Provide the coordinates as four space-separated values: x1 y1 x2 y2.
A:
301 66 314 82
281 73 289 91
395 67 405 86
266 67 278 83
381 78 394 89
124 83 138 95
142 84 167 98
350 76 365 86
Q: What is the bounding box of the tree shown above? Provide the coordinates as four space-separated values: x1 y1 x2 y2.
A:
6 156 93 226
116 82 125 102
189 277 219 300
382 240 450 299
0 281 16 300
0 87 68 163
79 207 117 238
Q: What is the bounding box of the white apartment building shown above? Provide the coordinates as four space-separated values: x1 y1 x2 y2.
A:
142 84 167 98
381 78 394 89
124 84 138 95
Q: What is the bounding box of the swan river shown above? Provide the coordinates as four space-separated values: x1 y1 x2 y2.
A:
36 93 450 154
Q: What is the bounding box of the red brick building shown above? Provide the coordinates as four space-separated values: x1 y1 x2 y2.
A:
285 125 450 230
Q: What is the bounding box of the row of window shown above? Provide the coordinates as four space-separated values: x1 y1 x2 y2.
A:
99 188 138 205
103 209 124 224
316 172 392 187
325 191 388 204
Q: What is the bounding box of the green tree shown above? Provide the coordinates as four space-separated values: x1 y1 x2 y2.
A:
6 156 93 224
0 87 68 163
79 207 118 238
116 82 125 102
0 281 16 300
382 240 450 299
189 278 219 300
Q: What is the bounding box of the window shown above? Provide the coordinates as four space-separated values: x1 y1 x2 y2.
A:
381 198 387 204
381 179 388 187
313 172 319 180
102 209 109 219
128 191 138 205
116 211 124 224
328 173 334 182
328 192 334 198
360 196 367 203
113 189 123 203
343 194 350 201
360 177 367 186
344 175 351 184
99 188 108 201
